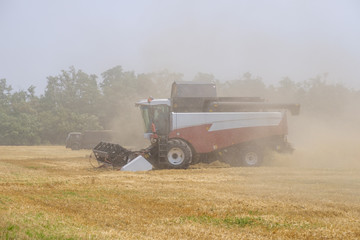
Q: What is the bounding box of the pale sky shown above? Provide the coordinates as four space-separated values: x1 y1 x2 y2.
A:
1 0 360 94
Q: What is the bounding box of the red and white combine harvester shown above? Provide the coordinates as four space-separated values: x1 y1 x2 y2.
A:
93 81 300 170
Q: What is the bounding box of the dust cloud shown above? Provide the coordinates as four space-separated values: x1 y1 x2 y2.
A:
269 113 360 170
109 98 149 149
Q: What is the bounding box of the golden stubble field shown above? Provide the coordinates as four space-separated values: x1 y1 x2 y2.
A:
0 145 360 240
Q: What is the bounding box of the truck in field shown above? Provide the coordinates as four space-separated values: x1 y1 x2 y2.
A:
66 130 117 150
93 81 300 169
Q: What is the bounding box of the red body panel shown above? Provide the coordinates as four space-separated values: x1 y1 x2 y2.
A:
168 116 287 153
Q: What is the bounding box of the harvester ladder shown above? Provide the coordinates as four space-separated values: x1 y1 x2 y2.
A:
158 136 168 160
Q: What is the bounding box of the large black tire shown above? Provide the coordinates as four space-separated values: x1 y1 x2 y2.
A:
165 139 192 169
71 143 80 150
240 145 263 167
221 149 241 167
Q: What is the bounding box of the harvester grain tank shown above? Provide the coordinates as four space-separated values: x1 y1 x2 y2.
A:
93 81 300 169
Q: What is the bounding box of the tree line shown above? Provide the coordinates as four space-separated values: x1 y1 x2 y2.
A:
1 65 359 145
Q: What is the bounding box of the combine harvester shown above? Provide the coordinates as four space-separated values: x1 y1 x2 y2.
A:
93 81 300 170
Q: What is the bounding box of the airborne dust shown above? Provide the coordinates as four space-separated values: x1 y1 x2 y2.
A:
279 114 360 169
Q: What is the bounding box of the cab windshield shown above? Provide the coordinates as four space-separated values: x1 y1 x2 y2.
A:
139 105 169 134
140 106 151 133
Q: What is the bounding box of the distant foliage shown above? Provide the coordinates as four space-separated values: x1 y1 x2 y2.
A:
0 67 358 145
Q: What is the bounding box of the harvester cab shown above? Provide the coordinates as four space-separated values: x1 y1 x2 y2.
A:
137 98 171 137
93 81 300 170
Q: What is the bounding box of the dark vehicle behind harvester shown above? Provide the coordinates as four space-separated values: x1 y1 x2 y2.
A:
66 130 116 150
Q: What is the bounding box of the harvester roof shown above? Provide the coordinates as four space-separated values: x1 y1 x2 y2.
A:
171 81 217 98
135 99 171 106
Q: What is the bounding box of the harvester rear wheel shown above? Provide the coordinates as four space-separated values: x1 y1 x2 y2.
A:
240 145 263 167
165 139 192 169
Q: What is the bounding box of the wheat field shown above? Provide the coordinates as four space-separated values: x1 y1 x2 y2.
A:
0 146 359 239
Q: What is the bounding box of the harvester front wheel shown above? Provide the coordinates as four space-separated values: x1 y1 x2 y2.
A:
165 139 192 169
240 145 263 167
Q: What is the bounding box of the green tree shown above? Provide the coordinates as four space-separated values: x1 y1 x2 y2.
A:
221 72 267 97
99 65 139 128
193 72 216 83
0 78 12 110
40 66 102 144
302 75 349 116
0 86 41 145
39 107 101 144
43 66 100 114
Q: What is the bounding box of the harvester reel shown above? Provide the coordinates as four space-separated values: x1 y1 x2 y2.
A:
88 152 108 168
92 142 137 169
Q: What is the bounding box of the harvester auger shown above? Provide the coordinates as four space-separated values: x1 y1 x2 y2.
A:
92 81 300 170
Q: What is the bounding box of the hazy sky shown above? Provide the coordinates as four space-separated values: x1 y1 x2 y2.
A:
1 0 360 94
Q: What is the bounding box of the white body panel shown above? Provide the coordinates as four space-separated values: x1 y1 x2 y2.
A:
120 155 153 172
171 112 283 132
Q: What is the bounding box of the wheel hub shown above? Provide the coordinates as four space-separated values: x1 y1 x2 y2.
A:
167 147 185 165
244 152 258 165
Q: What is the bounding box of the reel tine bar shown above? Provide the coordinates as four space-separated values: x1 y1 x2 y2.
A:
93 142 134 167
